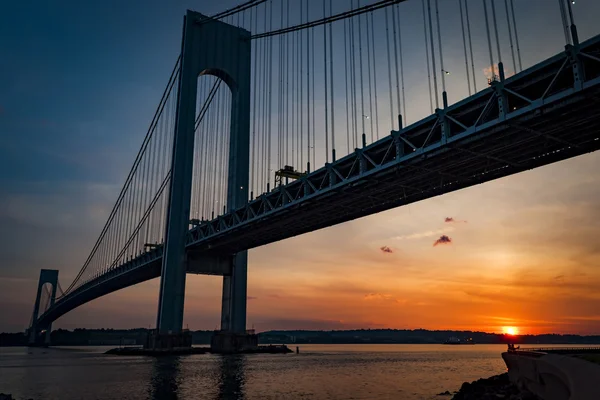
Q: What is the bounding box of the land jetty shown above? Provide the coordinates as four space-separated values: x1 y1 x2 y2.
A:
105 344 292 356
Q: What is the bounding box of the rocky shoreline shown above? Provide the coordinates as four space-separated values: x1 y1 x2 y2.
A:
449 373 538 400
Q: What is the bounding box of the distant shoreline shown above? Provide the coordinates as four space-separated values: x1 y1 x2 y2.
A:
2 328 600 347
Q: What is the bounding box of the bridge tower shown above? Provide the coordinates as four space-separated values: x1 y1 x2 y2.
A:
27 269 58 346
154 10 251 348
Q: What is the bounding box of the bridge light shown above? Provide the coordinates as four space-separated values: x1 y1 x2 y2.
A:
442 69 451 75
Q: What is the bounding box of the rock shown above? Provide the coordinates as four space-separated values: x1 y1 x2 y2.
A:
437 390 452 396
451 374 539 400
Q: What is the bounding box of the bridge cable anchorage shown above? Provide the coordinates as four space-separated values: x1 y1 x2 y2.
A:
509 0 522 71
251 0 403 39
426 0 439 109
370 11 380 140
482 0 497 80
329 0 336 161
385 5 394 129
459 0 472 96
62 57 181 294
504 0 518 76
421 0 434 113
464 0 477 91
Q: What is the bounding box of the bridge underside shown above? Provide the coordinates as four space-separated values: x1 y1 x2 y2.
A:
37 34 600 330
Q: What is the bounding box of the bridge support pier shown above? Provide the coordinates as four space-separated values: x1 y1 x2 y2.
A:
28 269 58 346
154 10 251 350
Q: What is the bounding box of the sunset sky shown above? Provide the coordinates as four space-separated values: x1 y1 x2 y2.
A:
1 0 600 335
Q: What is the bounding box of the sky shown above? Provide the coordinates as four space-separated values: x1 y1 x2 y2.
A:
1 0 600 335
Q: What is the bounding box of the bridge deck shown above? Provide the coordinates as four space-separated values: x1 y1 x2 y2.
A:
38 34 600 327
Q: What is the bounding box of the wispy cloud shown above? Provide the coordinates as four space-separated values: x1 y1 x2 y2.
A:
433 235 452 246
394 227 454 240
364 293 405 304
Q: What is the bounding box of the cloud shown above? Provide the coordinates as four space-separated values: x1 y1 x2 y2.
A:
433 235 452 246
380 246 393 253
394 227 454 240
363 293 405 304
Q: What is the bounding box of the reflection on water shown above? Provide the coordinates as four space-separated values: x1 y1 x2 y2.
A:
0 344 522 399
217 356 246 400
149 357 182 400
148 355 247 400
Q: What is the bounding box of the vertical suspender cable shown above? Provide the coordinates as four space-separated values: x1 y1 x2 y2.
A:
350 0 357 147
427 0 439 109
504 0 517 75
391 3 401 120
385 7 395 129
482 0 496 79
306 0 311 171
459 0 472 95
434 0 446 95
329 0 335 160
509 0 522 71
312 27 316 168
490 0 503 65
299 0 304 172
358 0 366 142
366 10 374 142
285 1 290 167
323 0 329 163
397 4 407 122
344 18 351 153
268 0 273 188
557 0 571 45
422 0 434 114
465 0 477 91
278 3 283 173
251 7 257 195
370 12 379 139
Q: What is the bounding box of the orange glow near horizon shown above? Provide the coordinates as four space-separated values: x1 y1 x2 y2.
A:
503 327 519 336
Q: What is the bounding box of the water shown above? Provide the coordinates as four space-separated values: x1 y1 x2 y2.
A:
0 344 510 399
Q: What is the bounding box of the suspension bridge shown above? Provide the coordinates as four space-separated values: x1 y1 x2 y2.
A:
27 0 600 350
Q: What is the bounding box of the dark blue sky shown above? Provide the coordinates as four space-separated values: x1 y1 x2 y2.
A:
1 0 600 332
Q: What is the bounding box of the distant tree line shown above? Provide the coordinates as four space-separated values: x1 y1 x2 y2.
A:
2 328 599 346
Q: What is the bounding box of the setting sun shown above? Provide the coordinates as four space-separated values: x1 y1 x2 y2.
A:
503 326 519 336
